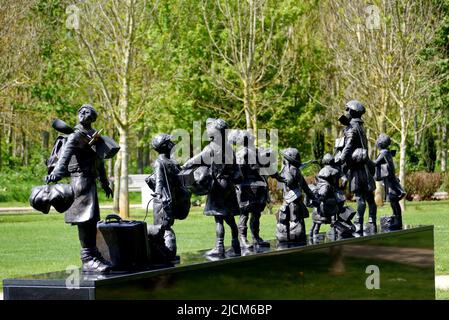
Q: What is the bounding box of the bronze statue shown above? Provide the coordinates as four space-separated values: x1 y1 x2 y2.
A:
309 153 356 240
231 130 270 250
335 100 377 235
45 104 116 273
273 148 317 243
182 118 242 258
146 133 191 263
374 133 406 231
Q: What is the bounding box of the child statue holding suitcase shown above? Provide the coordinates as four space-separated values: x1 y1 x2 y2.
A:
273 148 318 243
374 134 406 231
309 154 356 240
146 133 191 263
45 104 115 273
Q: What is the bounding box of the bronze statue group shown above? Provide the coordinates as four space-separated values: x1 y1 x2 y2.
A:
30 100 406 273
146 100 406 265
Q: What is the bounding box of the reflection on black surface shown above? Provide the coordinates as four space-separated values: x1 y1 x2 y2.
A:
8 225 429 281
4 225 435 300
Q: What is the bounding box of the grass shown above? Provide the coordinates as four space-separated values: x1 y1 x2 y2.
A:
0 200 448 299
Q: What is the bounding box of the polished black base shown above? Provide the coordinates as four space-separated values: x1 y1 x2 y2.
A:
3 225 435 300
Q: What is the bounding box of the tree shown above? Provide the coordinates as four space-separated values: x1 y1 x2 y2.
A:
0 0 43 171
72 0 157 217
319 0 443 208
421 128 437 172
312 129 325 162
200 0 299 136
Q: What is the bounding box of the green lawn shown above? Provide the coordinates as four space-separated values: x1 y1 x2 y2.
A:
0 200 448 299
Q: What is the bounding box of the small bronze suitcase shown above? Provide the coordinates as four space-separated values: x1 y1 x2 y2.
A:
97 214 151 271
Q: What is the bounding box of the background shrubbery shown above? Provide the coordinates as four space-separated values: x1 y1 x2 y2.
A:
0 168 45 203
1 166 448 204
404 172 445 201
0 166 139 204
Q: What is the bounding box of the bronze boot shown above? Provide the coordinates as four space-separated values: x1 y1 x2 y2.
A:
205 237 225 258
81 248 111 274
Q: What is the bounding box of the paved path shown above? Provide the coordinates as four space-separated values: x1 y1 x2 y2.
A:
0 204 142 214
436 275 449 290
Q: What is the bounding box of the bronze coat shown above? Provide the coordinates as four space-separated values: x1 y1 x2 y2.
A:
340 118 376 193
52 125 108 224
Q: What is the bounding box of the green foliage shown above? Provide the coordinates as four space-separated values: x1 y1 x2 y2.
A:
0 167 46 202
420 128 437 172
1 0 448 187
312 129 325 162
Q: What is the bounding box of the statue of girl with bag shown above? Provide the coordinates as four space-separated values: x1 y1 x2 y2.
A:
374 134 406 231
182 118 242 259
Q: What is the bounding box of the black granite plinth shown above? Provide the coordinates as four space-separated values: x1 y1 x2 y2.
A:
3 225 435 300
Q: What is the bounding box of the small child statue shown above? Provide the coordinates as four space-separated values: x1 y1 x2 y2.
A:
309 154 341 237
309 153 356 240
374 133 406 231
231 130 270 250
273 148 318 243
147 133 191 263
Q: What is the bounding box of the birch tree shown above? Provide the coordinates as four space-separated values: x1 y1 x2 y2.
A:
0 0 42 171
0 0 39 93
319 0 443 208
200 0 298 136
72 0 157 217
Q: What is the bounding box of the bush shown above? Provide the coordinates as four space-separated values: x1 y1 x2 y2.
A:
267 177 283 204
404 172 442 201
0 167 47 203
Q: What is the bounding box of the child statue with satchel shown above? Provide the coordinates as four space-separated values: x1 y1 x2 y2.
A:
145 134 191 263
273 148 318 243
335 100 377 235
181 118 242 259
36 104 119 274
374 134 406 231
230 130 270 250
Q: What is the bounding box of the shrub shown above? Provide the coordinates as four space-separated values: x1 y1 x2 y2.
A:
404 172 442 201
0 167 47 203
267 177 283 204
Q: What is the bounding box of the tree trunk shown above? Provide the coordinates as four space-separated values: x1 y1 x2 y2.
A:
113 150 121 213
137 129 144 174
7 107 13 166
413 114 419 147
371 118 385 207
21 129 28 166
442 123 447 172
0 122 2 172
41 131 49 150
143 126 150 169
399 108 407 212
243 80 252 131
137 147 143 174
118 125 129 218
251 87 258 142
374 181 384 207
107 159 113 178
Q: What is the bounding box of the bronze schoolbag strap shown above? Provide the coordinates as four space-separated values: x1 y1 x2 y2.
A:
160 161 173 205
